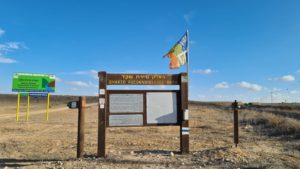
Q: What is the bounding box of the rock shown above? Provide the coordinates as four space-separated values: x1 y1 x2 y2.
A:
181 162 185 165
170 152 174 156
130 151 135 155
56 161 63 166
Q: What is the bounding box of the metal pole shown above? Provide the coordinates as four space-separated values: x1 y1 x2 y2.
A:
77 96 85 158
270 91 273 103
26 94 30 121
46 92 50 121
16 92 20 122
186 30 189 76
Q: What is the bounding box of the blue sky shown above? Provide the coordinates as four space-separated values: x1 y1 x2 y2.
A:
1 0 300 102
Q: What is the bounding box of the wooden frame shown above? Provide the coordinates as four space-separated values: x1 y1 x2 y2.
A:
106 90 181 127
97 71 189 157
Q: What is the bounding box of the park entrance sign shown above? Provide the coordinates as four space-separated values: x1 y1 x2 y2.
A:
97 71 189 157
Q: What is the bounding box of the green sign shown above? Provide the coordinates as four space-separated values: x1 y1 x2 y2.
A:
12 73 56 92
20 92 29 96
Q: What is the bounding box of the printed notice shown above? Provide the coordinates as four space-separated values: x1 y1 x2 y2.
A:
109 114 143 126
109 94 143 113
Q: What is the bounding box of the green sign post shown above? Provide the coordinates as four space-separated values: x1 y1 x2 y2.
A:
12 73 56 92
12 73 55 122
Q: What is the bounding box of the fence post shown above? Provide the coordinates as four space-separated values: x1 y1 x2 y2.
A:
98 71 107 158
77 96 85 158
232 100 239 147
180 73 189 154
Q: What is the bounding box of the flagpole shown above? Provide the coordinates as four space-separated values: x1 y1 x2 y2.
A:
186 30 189 76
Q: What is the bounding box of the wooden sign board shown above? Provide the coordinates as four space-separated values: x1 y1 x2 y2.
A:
107 90 180 127
97 72 189 157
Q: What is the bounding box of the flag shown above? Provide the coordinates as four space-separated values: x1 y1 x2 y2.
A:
164 32 188 69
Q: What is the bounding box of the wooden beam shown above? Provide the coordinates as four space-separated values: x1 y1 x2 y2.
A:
97 71 107 158
180 73 189 154
77 96 85 158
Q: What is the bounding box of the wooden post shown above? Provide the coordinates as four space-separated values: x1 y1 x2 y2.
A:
77 96 86 158
97 71 107 158
232 100 239 147
180 73 189 154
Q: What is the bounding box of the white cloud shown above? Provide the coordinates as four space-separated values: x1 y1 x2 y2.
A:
0 42 24 51
197 94 206 99
192 69 216 75
0 56 16 63
0 42 25 64
280 75 295 81
214 82 229 89
290 90 300 94
237 81 263 92
269 75 295 82
184 11 196 25
72 69 98 79
65 81 97 88
71 88 79 91
0 28 5 37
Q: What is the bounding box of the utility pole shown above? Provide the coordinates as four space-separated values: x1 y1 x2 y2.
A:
270 91 273 103
285 88 289 103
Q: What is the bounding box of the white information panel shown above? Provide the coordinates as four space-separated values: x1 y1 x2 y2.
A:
109 114 143 126
109 94 143 113
146 92 177 124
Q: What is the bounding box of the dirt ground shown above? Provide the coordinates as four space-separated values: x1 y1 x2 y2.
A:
0 95 299 169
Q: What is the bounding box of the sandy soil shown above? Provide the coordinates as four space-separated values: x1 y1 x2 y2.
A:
0 95 299 169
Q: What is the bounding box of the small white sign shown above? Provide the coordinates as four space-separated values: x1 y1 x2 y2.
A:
184 109 189 120
99 98 105 104
71 102 77 108
181 75 188 83
182 127 189 135
99 89 105 95
100 104 105 109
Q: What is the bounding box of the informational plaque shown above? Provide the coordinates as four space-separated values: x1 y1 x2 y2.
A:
109 114 143 126
146 92 177 124
109 94 143 113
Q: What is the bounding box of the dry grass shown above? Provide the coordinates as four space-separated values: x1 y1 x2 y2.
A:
1 100 300 168
240 109 300 137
